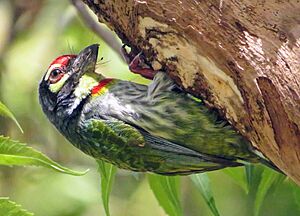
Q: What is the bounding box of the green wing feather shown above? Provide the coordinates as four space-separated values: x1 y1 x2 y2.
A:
80 117 242 174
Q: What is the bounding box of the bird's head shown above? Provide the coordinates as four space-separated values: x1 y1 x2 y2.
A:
39 44 101 121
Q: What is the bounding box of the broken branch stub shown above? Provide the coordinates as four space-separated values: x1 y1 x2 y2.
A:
82 0 300 184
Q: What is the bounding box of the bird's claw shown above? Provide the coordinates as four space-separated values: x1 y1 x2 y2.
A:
121 44 157 80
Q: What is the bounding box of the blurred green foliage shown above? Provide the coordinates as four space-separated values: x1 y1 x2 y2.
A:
0 1 300 216
148 174 182 216
0 197 33 216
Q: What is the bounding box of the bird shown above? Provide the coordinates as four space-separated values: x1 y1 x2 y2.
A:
38 44 280 175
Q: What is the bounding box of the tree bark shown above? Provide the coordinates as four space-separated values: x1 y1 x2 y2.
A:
82 0 300 184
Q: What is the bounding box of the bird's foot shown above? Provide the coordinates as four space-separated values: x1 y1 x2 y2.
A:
121 44 157 80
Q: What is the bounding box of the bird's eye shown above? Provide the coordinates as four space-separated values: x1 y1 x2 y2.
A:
49 68 64 84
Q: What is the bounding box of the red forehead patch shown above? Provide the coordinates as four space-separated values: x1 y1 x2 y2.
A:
49 55 77 68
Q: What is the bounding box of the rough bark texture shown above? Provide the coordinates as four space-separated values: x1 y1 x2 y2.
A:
82 0 300 184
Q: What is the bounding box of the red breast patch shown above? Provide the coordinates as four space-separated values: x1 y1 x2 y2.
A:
91 79 115 96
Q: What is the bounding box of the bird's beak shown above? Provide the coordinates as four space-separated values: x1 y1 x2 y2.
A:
56 44 99 104
70 44 99 79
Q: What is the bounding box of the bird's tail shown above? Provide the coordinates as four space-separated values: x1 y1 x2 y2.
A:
250 148 284 174
257 157 284 174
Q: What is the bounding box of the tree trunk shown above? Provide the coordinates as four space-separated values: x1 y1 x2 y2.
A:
82 0 300 184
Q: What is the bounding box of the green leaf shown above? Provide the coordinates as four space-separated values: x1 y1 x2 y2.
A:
254 168 283 216
148 174 182 216
245 163 254 192
96 159 117 216
223 167 248 193
0 101 23 133
292 181 300 209
0 136 87 176
190 173 220 216
0 197 33 216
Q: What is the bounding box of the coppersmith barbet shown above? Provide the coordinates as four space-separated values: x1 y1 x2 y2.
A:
38 44 278 175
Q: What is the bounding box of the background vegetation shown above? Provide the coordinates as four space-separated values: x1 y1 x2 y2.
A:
0 1 299 215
